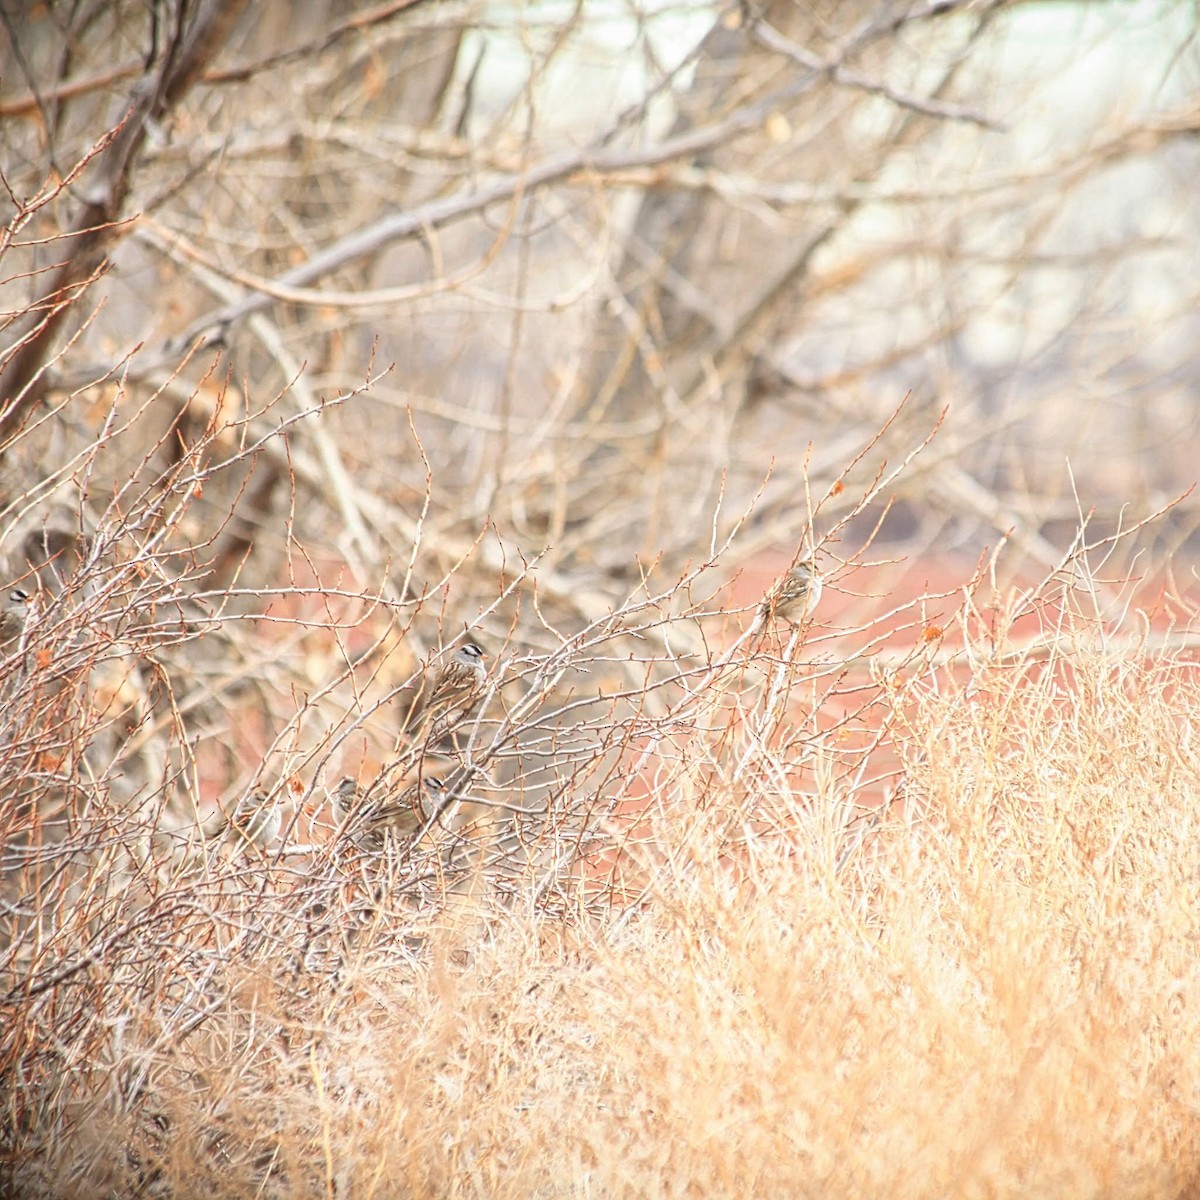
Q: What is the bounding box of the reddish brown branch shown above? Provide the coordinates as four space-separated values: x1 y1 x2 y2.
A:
0 0 250 427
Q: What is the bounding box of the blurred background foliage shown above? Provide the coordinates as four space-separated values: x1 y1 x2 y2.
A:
4 0 1198 599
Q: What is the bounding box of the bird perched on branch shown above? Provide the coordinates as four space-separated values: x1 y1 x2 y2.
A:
329 773 453 849
760 558 823 627
208 788 282 852
398 641 488 745
0 588 31 646
329 775 365 831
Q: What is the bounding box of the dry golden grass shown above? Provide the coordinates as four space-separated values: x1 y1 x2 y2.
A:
5 573 1200 1199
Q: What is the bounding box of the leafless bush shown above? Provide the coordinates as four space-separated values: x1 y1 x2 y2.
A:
3 468 1198 1194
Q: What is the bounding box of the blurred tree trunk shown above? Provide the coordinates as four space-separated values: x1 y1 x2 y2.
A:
573 1 1000 565
0 0 251 425
583 1 875 421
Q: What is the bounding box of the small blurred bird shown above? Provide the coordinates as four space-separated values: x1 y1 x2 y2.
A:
209 788 282 851
0 588 31 645
760 559 823 627
330 773 452 848
329 775 363 829
398 641 488 743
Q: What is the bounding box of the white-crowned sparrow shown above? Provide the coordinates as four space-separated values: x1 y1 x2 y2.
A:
760 559 823 626
331 773 452 849
0 588 31 645
399 641 488 742
211 788 282 851
329 775 363 829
